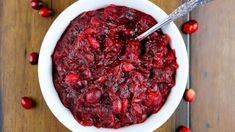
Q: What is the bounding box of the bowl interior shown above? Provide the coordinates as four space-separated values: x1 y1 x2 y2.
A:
38 0 188 132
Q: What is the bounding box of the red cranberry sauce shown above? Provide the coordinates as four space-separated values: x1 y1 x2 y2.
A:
52 5 178 128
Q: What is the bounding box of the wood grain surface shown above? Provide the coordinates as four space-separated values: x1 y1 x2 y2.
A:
191 0 235 131
3 0 233 132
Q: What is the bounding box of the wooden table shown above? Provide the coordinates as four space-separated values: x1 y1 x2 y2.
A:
1 0 234 131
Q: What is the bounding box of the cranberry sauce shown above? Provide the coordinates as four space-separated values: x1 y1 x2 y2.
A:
52 5 178 128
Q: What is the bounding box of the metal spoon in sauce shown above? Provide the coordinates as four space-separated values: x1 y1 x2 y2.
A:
136 0 213 41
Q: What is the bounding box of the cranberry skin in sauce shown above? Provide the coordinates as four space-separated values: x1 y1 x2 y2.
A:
52 5 178 128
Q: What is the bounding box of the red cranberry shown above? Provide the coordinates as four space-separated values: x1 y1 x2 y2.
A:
181 20 199 34
28 52 39 65
39 8 53 17
31 0 39 2
82 69 92 80
84 28 96 35
132 104 143 114
178 126 191 132
65 73 80 85
149 92 162 104
163 34 171 44
90 17 100 25
122 99 129 113
86 89 102 104
112 99 122 113
97 76 106 83
87 37 100 49
184 89 196 102
31 0 44 10
21 96 34 109
122 62 134 72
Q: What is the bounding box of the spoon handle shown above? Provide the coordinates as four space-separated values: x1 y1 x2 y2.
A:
136 0 213 41
169 0 213 20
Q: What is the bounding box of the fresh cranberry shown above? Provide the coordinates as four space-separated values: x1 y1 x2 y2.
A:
86 89 102 104
184 89 196 102
28 52 39 65
39 8 53 17
31 0 39 2
178 126 191 132
21 96 34 109
181 20 199 34
31 0 43 10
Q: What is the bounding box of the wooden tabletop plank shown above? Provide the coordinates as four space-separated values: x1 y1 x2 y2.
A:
0 0 4 131
191 0 235 131
0 0 184 132
0 0 71 131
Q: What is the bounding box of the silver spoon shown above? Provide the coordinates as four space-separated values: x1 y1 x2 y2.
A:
136 0 213 41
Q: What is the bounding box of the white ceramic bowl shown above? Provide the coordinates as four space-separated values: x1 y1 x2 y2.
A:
38 0 188 131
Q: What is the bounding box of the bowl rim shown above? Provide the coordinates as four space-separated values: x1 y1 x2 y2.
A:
38 0 189 132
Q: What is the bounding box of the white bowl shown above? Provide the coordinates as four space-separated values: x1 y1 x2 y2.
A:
38 0 188 131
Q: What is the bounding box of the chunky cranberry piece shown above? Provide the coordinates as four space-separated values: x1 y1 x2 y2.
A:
122 98 129 113
178 126 191 132
52 5 178 128
184 89 196 102
87 37 100 49
21 96 34 109
112 99 122 113
65 73 80 86
28 52 39 65
39 8 52 17
31 0 43 10
84 28 96 35
163 34 171 44
181 20 199 34
122 62 134 72
86 88 102 104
